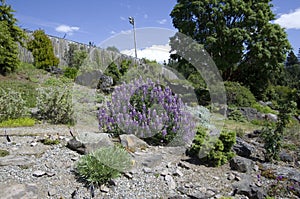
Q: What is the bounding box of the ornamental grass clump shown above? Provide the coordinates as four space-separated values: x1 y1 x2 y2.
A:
98 77 196 145
76 146 132 185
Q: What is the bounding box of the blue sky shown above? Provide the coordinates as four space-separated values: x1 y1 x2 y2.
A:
6 0 300 61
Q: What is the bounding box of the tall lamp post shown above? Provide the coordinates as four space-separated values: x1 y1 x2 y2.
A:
129 16 137 59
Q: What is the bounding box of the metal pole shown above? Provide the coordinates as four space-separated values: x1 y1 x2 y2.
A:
129 17 137 59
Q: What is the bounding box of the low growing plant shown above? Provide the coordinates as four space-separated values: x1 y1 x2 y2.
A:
76 146 132 185
0 149 9 157
0 117 35 127
189 126 236 167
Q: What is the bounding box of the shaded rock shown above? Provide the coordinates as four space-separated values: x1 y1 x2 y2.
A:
0 155 34 167
232 175 266 199
230 156 253 173
238 107 264 121
141 154 163 168
97 74 114 94
0 183 38 199
75 70 102 88
66 138 85 154
178 161 192 170
119 134 149 152
233 137 256 158
279 150 294 162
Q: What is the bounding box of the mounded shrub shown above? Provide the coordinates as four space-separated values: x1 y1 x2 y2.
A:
225 81 256 107
98 77 196 145
189 126 236 167
36 86 75 124
0 88 28 122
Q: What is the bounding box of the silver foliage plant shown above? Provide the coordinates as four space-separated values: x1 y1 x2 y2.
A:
36 86 75 124
0 88 28 122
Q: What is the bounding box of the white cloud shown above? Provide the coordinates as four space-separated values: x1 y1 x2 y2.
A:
274 8 300 29
110 30 116 35
120 16 126 21
55 25 79 35
121 44 171 63
157 19 167 25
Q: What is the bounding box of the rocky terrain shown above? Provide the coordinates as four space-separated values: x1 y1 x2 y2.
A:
0 124 300 199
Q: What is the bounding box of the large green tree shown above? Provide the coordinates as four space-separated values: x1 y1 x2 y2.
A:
286 50 299 67
170 0 291 98
27 30 59 69
0 0 26 75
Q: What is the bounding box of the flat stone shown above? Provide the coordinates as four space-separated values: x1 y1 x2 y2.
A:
119 134 149 152
173 168 183 177
0 183 38 199
32 170 46 177
100 184 109 193
0 155 34 167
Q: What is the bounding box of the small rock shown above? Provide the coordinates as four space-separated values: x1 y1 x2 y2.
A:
124 172 133 179
33 170 46 177
178 161 191 170
173 168 183 177
143 167 152 173
230 156 253 173
227 173 235 181
165 175 176 190
119 134 149 152
30 142 38 147
160 169 169 176
48 188 57 196
100 184 109 193
279 150 294 162
46 172 55 177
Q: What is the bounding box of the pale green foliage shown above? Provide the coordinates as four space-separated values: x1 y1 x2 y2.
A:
36 86 74 124
76 146 132 185
0 88 28 122
64 43 87 69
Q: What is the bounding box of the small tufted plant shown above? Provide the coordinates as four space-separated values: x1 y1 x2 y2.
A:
76 146 132 185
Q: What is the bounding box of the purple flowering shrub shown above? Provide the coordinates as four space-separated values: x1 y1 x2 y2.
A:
98 77 196 145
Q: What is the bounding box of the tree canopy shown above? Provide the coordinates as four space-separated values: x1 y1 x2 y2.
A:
170 0 291 98
27 29 59 69
0 0 26 75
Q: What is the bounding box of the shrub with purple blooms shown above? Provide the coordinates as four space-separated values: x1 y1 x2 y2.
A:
98 77 196 145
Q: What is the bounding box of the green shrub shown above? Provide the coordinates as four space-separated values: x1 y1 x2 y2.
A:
0 117 35 127
225 81 256 107
252 103 277 114
262 85 297 109
0 88 28 122
0 80 37 108
76 146 132 185
228 109 247 122
40 138 60 145
64 67 78 79
190 127 236 167
36 86 75 125
43 76 73 87
261 100 296 162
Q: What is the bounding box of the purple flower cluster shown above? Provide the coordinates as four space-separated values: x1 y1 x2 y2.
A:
98 77 196 145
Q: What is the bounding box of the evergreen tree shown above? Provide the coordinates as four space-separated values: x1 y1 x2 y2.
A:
27 30 59 69
286 50 299 67
64 43 87 69
0 0 26 75
170 0 291 98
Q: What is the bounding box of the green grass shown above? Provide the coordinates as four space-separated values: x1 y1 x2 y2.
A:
0 117 35 127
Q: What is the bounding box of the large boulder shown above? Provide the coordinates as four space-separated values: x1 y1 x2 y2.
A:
67 132 114 154
233 137 256 158
97 74 114 94
230 156 254 173
119 134 149 152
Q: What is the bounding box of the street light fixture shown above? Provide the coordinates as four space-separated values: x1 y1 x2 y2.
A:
129 16 137 59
